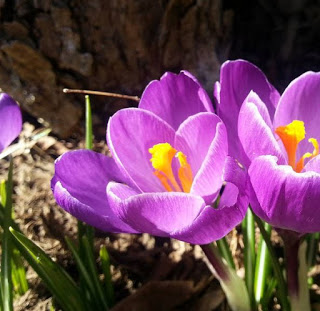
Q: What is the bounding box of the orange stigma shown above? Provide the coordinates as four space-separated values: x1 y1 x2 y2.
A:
149 143 193 192
275 120 319 172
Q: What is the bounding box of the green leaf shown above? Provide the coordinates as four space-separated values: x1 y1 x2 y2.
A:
242 208 256 310
10 228 85 311
260 277 277 310
85 95 93 150
1 161 14 311
100 246 114 306
11 249 28 296
65 237 107 310
254 222 271 305
82 237 109 309
253 212 290 311
216 237 235 270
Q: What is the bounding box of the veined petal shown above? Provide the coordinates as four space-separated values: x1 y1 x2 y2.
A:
217 59 280 166
51 150 137 233
238 91 286 163
249 155 320 233
303 154 320 174
107 181 206 237
172 183 247 245
139 71 213 130
0 93 22 152
175 113 227 203
274 72 320 159
175 112 224 174
107 108 175 193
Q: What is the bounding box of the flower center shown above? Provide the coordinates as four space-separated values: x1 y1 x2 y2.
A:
275 120 319 172
149 143 193 192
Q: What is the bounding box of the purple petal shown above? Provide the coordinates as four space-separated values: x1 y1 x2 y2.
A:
273 72 320 159
107 108 176 193
108 181 206 237
172 182 247 244
303 155 320 174
52 150 137 233
0 93 22 152
175 113 227 203
249 155 320 233
139 71 213 130
238 91 286 163
217 60 280 166
223 156 248 194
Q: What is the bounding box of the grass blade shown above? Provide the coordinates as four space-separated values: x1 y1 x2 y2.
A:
253 213 290 311
11 249 28 295
307 232 320 268
82 237 109 310
216 237 235 270
100 246 114 306
85 95 93 150
10 228 85 311
242 208 256 310
260 277 277 311
254 222 271 304
65 237 102 310
1 161 14 311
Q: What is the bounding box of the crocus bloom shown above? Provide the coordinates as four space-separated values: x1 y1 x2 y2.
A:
52 71 248 244
216 60 320 233
214 60 280 167
0 93 22 153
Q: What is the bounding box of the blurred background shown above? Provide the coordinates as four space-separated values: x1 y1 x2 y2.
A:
0 0 319 139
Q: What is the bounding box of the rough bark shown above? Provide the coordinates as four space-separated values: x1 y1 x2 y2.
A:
0 0 318 137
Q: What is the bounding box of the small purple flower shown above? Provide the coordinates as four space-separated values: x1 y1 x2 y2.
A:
216 60 320 233
52 71 248 244
0 93 22 153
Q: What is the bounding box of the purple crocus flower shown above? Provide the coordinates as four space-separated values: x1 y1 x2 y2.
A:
214 60 280 168
0 93 22 153
215 60 320 234
52 71 248 245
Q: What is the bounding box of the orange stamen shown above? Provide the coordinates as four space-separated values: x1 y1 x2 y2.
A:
276 120 319 172
176 152 193 193
275 120 305 170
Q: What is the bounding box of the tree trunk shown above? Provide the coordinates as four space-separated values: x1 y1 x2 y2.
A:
0 0 318 137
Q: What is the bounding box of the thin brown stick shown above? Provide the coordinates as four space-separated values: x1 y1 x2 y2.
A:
63 88 140 102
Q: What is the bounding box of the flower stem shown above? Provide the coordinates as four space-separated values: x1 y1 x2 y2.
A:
201 243 250 311
253 214 290 311
279 231 310 311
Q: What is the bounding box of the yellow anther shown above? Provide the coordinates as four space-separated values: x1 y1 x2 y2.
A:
309 138 319 157
149 143 182 192
149 143 177 172
149 143 193 192
176 152 193 193
275 120 305 170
